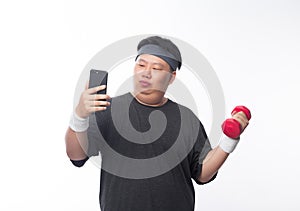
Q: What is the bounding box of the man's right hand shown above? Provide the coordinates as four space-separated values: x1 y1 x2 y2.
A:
75 84 111 119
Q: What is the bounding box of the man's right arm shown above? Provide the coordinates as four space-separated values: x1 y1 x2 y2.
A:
65 127 88 161
65 84 110 163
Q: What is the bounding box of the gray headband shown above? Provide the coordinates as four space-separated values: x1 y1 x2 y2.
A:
137 44 181 71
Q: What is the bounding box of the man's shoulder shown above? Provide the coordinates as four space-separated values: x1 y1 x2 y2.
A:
110 92 132 102
169 100 198 119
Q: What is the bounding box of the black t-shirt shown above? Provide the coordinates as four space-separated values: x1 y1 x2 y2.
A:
72 93 216 211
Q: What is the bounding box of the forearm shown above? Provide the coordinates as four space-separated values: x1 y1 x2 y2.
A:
66 84 110 160
198 106 251 183
198 146 229 183
65 127 88 160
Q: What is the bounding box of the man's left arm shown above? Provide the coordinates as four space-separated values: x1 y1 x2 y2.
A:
198 111 250 183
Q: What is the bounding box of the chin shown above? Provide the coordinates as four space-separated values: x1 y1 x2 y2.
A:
135 88 162 95
134 85 152 95
134 84 166 96
139 89 154 95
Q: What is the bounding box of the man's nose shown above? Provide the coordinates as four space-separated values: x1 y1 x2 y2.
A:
142 66 152 78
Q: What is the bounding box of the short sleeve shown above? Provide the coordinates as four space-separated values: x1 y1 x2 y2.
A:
190 121 217 185
70 157 89 167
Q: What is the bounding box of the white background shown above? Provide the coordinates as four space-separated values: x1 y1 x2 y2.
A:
0 0 299 210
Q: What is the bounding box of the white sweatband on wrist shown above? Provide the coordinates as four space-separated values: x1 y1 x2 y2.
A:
219 135 240 153
69 112 89 132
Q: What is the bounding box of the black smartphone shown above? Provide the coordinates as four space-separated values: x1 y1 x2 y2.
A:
88 69 108 95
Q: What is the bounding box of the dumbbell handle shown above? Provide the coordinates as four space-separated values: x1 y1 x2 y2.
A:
222 106 251 139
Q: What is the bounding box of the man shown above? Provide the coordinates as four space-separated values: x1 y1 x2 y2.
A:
65 36 249 210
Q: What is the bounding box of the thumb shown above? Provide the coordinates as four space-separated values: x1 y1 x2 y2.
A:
85 80 89 90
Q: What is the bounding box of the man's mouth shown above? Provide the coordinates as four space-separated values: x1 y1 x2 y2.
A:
139 80 151 87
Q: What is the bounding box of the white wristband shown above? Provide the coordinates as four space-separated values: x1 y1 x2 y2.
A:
69 111 89 132
219 135 240 153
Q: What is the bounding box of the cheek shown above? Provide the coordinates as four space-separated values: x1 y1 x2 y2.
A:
153 72 172 86
133 68 142 79
133 64 142 73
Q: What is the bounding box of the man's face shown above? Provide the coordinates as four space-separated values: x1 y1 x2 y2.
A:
133 54 176 96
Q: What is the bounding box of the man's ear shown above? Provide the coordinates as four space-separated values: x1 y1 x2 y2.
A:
169 71 176 85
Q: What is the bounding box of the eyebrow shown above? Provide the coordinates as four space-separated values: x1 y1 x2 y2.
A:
137 58 165 68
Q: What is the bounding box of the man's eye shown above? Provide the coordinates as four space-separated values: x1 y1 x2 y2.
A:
138 64 145 67
153 68 162 71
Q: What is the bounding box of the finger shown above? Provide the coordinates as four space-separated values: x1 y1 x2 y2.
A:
87 85 107 94
233 112 249 125
85 80 89 90
234 115 249 125
232 111 247 119
233 112 247 119
84 93 110 102
238 111 248 120
94 106 107 111
233 116 249 131
233 112 247 122
84 100 110 107
86 106 107 113
93 94 111 101
93 101 111 107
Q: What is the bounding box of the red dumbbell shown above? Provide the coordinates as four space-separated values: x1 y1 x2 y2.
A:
221 106 251 139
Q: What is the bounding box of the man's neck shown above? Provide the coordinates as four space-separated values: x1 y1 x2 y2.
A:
131 92 168 107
